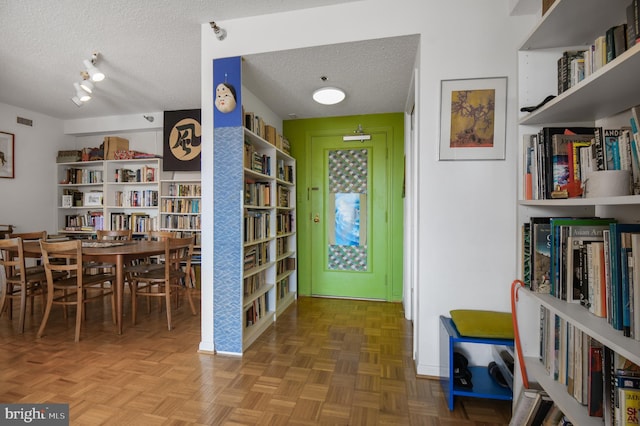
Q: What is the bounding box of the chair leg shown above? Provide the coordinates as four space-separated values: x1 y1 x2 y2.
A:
187 287 197 316
131 281 137 325
75 292 83 343
37 289 54 339
18 284 26 333
165 284 172 331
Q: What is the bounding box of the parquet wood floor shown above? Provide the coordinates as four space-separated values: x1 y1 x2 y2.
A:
0 295 512 425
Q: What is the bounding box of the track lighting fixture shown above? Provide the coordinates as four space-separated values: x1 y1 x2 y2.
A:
70 51 106 106
210 21 227 41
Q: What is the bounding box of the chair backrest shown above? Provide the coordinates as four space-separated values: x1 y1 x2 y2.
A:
8 231 47 241
146 230 177 241
96 229 133 241
0 237 27 281
39 239 83 284
166 236 195 284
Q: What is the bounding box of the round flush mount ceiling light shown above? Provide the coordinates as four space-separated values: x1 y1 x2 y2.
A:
312 87 346 105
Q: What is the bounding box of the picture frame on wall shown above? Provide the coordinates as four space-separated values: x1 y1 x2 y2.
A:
439 77 507 161
0 131 15 178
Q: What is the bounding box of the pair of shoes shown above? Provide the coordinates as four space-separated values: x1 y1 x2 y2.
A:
488 362 509 388
453 352 473 389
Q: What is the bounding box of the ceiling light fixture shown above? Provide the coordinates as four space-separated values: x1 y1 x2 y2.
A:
210 21 227 41
312 87 346 105
74 82 91 102
343 124 371 142
83 52 105 82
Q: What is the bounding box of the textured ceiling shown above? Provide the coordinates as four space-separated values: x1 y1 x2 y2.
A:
0 0 419 121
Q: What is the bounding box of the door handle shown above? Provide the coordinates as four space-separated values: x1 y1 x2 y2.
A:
313 214 320 223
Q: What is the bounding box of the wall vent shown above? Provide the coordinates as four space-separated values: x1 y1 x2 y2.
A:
17 116 33 126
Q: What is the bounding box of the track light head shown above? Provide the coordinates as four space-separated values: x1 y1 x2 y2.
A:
83 59 105 82
79 78 94 94
210 21 227 41
71 96 83 107
74 82 91 102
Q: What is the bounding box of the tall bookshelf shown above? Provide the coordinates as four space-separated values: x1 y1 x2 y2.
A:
56 158 163 237
515 1 640 424
214 126 297 355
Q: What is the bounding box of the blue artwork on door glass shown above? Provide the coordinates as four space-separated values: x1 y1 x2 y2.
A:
334 193 360 246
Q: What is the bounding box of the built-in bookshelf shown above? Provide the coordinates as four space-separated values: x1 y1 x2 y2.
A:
214 123 297 354
56 158 163 236
515 1 640 425
159 177 201 248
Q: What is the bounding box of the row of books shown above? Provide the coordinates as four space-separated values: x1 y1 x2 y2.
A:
276 276 290 301
537 307 640 425
160 214 201 231
64 211 104 231
509 388 565 426
243 270 266 298
62 167 103 184
276 257 295 276
113 166 157 183
244 293 268 328
277 185 290 208
161 198 200 214
523 112 640 200
244 242 269 272
166 183 201 197
277 159 294 184
113 190 158 207
276 211 294 235
556 1 639 96
523 216 640 340
243 140 272 176
110 212 157 233
244 180 271 207
244 211 270 243
275 237 289 257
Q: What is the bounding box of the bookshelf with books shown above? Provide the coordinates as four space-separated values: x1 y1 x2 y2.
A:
57 158 164 236
159 177 202 250
516 1 640 425
214 122 297 354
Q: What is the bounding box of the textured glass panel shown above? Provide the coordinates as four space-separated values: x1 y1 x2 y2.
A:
327 149 368 271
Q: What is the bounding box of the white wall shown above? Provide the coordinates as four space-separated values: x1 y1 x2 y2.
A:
201 0 537 374
0 102 73 234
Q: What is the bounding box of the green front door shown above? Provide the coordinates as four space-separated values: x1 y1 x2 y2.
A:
309 134 388 299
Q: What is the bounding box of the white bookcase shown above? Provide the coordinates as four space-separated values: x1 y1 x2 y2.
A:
515 1 640 424
56 158 164 236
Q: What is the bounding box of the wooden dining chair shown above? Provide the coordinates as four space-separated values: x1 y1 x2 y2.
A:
0 237 48 333
96 229 133 241
86 229 134 275
130 235 196 330
38 239 116 342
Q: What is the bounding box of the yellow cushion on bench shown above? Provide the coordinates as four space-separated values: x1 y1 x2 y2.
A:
449 309 514 339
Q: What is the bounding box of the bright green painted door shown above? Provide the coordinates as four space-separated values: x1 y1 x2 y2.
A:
310 134 388 299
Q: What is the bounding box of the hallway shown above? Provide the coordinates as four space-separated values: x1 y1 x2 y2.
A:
0 296 511 425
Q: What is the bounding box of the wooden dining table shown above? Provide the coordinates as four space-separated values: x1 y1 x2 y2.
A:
24 239 166 335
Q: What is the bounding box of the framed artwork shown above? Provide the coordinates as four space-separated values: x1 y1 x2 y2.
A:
83 192 103 206
439 77 507 161
163 109 202 171
0 131 15 178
